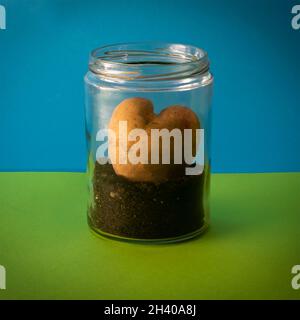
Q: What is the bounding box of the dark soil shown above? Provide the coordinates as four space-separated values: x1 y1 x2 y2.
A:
89 162 206 240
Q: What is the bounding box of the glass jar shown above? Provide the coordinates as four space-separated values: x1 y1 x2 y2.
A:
84 42 213 243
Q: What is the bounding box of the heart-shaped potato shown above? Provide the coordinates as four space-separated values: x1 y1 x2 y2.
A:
108 97 200 183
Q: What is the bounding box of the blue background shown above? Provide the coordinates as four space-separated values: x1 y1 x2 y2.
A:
0 0 299 173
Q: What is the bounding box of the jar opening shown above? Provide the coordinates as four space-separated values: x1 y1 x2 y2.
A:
89 42 209 82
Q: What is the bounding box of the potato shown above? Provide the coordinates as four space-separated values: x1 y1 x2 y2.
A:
108 97 200 183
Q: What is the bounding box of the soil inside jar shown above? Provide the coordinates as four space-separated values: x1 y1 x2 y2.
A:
89 161 206 240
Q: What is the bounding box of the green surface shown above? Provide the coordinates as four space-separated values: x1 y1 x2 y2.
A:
0 172 299 300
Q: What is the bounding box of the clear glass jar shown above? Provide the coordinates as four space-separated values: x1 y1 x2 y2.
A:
84 42 213 243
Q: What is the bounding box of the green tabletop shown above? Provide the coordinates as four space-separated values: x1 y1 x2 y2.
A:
0 172 299 300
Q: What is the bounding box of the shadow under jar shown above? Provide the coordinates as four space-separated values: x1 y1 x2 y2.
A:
84 42 213 243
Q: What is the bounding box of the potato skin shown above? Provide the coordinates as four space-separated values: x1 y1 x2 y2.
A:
108 97 200 183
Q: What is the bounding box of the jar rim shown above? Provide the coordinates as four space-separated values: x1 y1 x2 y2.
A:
89 42 210 82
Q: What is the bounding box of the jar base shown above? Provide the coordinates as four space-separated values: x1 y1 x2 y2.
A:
88 218 209 244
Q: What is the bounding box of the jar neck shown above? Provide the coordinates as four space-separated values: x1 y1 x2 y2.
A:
87 43 212 91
